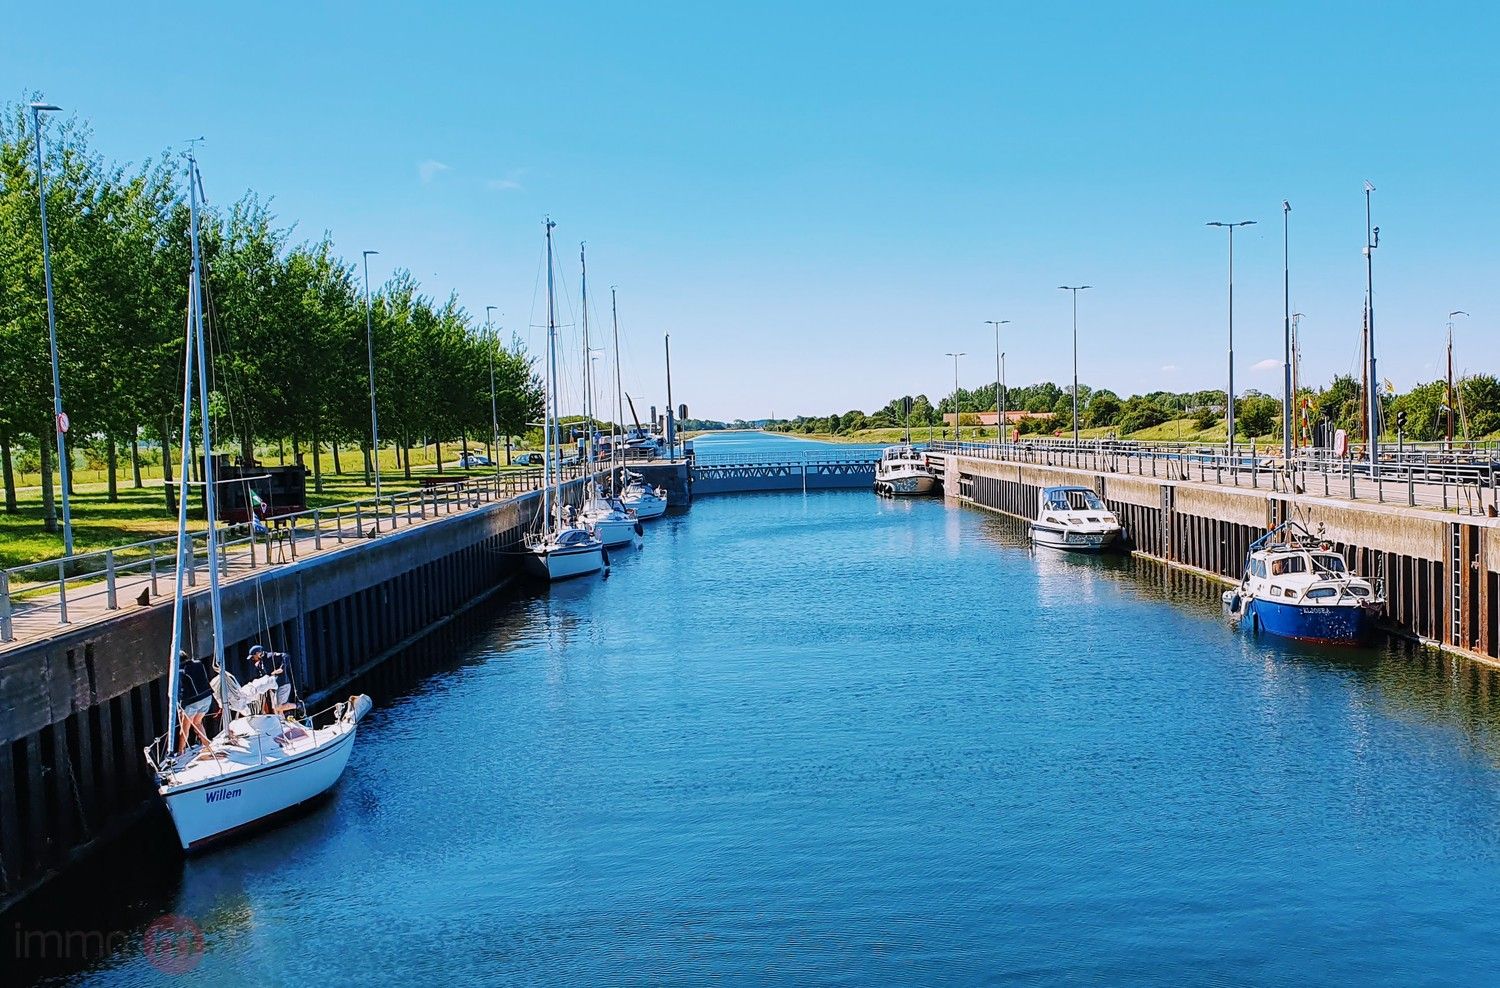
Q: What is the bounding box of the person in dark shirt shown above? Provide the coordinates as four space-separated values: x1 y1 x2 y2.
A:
177 651 215 751
247 644 295 715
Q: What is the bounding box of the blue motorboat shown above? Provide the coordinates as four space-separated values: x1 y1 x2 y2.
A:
1223 522 1384 644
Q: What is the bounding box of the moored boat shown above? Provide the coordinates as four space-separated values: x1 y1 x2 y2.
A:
1030 485 1121 552
873 444 937 496
1223 522 1383 644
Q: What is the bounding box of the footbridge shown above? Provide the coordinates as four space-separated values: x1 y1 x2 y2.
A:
690 450 881 495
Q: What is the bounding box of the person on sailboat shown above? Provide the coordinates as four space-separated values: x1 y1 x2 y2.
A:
176 651 215 752
247 644 295 715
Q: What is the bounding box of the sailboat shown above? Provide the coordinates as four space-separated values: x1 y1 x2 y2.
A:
575 243 641 548
144 153 372 851
525 218 607 581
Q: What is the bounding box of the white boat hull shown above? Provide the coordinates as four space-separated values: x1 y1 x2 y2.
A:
1031 523 1119 553
161 717 362 850
586 515 639 547
874 473 936 496
622 492 668 519
526 543 605 581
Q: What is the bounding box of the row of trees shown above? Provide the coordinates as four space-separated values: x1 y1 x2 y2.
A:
770 375 1500 442
0 102 544 523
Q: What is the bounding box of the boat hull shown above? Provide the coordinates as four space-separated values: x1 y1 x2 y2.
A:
162 726 358 851
874 474 936 496
1244 596 1370 644
587 516 639 547
1031 523 1118 553
622 494 667 519
525 544 605 581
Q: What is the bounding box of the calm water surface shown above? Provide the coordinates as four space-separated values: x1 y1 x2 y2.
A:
18 433 1500 984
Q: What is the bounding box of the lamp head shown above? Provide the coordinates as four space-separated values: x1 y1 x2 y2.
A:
29 102 61 113
363 249 379 258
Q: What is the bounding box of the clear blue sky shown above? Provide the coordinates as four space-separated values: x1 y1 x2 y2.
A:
5 1 1498 420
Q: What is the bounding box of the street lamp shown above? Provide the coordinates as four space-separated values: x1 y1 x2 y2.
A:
1363 182 1379 476
1058 286 1092 449
31 101 72 555
485 306 500 476
986 319 1010 448
361 249 382 526
1206 220 1256 460
946 352 966 442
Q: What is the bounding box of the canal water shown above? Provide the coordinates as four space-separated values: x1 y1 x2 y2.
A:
14 432 1500 984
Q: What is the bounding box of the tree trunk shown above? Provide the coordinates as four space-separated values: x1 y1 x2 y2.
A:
278 436 286 466
40 433 57 532
332 441 343 476
505 435 512 466
163 416 177 514
403 436 413 480
435 440 443 472
310 421 324 493
130 425 143 488
106 434 119 502
362 441 373 484
1 431 17 513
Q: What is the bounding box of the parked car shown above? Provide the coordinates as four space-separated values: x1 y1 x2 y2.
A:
457 453 493 468
512 452 538 466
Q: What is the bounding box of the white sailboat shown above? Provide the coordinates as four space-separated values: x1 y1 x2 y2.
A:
576 243 641 548
145 153 372 851
526 218 606 581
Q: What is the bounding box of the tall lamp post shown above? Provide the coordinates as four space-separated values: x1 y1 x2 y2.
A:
485 306 501 476
1363 182 1379 476
986 319 1010 448
31 101 73 555
946 352 966 442
1206 220 1255 461
361 249 382 527
1058 286 1091 449
1281 201 1293 468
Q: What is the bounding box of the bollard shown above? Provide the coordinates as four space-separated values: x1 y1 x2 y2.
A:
337 508 344 544
58 560 69 624
105 550 118 609
0 570 13 642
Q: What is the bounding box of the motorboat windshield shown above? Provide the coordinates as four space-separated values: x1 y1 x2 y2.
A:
1043 487 1105 512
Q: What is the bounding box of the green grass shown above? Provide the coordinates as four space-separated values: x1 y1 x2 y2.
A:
0 452 544 570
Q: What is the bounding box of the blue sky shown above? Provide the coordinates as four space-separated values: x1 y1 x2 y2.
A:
5 2 1498 420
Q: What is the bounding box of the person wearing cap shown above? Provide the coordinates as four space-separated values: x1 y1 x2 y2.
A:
246 644 296 715
176 651 215 752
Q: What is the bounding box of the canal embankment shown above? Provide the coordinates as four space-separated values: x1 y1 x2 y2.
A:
935 450 1495 665
0 474 599 917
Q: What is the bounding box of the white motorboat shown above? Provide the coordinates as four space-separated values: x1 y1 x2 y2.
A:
1222 522 1383 644
1030 485 1121 552
146 152 371 851
873 444 937 496
526 218 605 582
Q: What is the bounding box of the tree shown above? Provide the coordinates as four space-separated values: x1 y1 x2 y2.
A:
1084 391 1121 428
1236 393 1279 439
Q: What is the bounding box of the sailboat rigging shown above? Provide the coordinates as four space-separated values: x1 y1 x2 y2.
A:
145 152 372 851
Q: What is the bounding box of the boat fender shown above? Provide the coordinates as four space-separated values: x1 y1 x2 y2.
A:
635 521 644 536
601 545 611 568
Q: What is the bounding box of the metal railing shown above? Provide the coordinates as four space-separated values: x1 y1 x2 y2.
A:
1 464 595 644
928 439 1498 516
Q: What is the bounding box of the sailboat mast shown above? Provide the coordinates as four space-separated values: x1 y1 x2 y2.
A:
187 155 228 699
580 243 593 468
665 333 675 460
164 278 199 756
544 218 557 532
611 287 624 486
